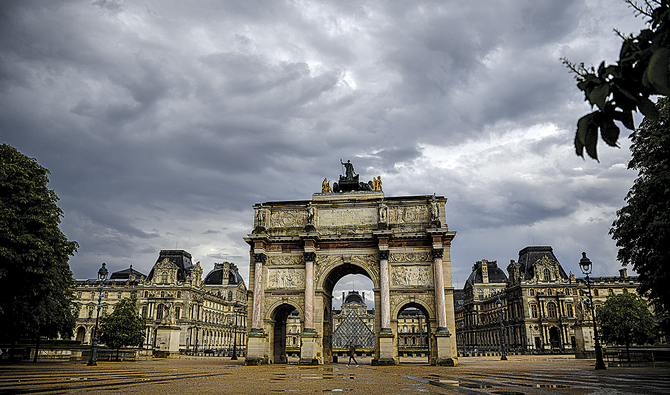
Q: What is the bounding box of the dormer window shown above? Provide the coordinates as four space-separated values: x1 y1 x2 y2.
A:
161 271 168 284
543 269 551 281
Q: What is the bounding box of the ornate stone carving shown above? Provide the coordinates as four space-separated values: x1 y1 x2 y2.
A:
391 265 433 287
389 206 430 224
267 268 305 289
253 253 267 264
270 210 306 228
389 252 432 263
431 249 444 259
269 255 302 266
304 252 316 262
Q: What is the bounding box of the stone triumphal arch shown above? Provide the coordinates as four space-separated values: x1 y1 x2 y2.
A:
244 167 457 366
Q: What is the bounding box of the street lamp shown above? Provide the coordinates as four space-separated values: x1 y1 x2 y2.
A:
231 301 241 360
579 252 606 370
496 297 508 361
87 262 109 366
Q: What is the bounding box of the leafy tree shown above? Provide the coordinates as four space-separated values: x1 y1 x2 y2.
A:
563 0 669 160
598 292 656 360
0 144 78 352
609 97 670 332
99 298 145 359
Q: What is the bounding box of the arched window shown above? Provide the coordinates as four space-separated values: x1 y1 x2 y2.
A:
594 289 599 296
547 302 557 318
117 292 122 299
530 289 535 296
161 291 165 298
228 291 233 301
478 289 484 300
161 271 168 284
566 303 573 317
177 291 181 298
608 288 614 295
156 304 164 320
403 325 407 333
144 291 148 298
531 304 538 318
142 306 147 318
175 307 181 319
411 326 415 333
544 269 551 281
88 306 94 319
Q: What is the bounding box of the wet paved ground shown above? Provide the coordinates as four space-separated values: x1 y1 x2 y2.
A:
1 355 669 394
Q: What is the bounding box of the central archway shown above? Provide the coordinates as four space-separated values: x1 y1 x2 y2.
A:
320 263 378 363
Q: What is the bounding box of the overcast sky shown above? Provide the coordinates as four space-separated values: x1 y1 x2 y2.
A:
1 0 650 308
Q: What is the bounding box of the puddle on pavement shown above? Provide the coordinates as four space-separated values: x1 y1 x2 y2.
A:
459 383 493 389
515 383 569 389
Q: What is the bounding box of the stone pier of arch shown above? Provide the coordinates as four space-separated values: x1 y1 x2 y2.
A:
244 192 458 366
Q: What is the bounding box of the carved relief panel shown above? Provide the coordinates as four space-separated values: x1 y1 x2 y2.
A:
269 209 306 228
267 268 305 289
391 265 433 287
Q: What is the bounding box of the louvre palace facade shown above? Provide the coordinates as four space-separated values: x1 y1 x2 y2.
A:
455 246 641 356
73 250 248 357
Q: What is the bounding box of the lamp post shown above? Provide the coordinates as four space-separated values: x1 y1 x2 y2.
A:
87 263 109 366
579 252 606 370
496 297 508 361
231 301 241 360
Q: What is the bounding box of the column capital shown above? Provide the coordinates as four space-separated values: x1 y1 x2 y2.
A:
253 253 267 264
378 250 390 260
304 251 316 263
431 248 444 259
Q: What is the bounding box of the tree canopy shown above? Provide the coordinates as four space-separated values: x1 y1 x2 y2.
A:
598 292 656 356
0 144 79 343
610 97 670 331
563 0 670 161
99 298 145 356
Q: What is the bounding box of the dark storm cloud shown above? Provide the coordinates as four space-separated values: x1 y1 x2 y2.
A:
0 0 647 281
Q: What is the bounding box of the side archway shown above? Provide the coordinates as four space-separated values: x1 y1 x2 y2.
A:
268 302 301 364
394 301 433 363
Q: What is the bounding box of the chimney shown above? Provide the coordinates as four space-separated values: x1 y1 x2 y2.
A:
481 260 489 284
619 268 628 278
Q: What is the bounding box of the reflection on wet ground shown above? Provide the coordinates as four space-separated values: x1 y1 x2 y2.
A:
1 355 669 394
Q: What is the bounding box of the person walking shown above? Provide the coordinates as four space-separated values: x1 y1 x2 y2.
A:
347 342 358 367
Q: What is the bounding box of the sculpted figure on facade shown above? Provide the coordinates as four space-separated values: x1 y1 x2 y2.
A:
379 201 388 224
322 178 331 193
256 204 266 230
340 159 356 180
430 194 439 223
306 203 316 226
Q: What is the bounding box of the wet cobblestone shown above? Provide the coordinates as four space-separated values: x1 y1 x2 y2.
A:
1 355 668 394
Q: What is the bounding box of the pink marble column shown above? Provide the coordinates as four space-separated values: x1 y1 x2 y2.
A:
432 248 448 329
251 253 266 329
304 251 316 330
379 249 391 330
